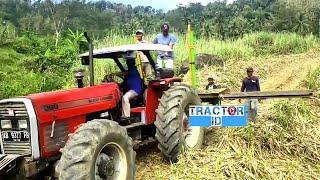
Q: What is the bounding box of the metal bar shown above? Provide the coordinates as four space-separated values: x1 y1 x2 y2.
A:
124 122 145 129
84 32 94 86
222 90 314 99
199 90 315 100
113 57 125 72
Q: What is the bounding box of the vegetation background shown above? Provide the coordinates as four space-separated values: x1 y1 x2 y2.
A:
0 0 320 99
0 1 319 179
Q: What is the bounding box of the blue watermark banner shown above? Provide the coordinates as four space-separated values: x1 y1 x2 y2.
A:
189 105 248 127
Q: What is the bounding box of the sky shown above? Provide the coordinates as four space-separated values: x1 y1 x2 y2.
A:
100 0 235 11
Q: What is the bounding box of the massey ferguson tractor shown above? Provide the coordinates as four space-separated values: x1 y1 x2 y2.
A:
0 34 206 179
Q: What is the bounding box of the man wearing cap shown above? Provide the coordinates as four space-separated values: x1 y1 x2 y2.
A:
240 67 260 123
135 30 152 80
206 77 218 90
152 23 177 70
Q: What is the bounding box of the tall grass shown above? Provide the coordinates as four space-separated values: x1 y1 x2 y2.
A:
136 100 320 179
1 32 319 98
307 66 320 91
96 31 318 61
85 32 319 85
242 32 318 55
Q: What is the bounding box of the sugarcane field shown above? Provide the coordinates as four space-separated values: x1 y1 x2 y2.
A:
0 0 319 180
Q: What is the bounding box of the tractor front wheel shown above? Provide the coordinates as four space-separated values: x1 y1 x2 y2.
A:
56 119 135 180
155 84 205 163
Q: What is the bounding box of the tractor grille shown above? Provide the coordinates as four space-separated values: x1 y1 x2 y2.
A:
0 102 28 118
2 142 31 155
0 102 31 155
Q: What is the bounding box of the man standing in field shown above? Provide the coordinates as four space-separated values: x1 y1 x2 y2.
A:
152 23 177 71
206 77 218 90
135 29 152 80
240 67 261 123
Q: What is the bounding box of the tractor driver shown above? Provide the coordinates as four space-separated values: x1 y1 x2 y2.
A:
116 52 144 120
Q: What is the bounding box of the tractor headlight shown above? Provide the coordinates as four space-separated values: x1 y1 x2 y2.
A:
18 120 28 130
1 120 12 129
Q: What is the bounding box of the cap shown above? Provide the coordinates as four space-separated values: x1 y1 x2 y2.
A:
246 67 254 72
135 29 144 35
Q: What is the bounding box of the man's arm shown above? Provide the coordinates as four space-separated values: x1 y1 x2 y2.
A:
168 35 177 49
256 78 261 91
240 79 245 92
152 35 158 44
110 71 128 77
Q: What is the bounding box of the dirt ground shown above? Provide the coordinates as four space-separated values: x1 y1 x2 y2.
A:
135 51 320 179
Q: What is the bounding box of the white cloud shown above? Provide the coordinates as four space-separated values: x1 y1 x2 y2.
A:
98 0 235 11
176 0 234 6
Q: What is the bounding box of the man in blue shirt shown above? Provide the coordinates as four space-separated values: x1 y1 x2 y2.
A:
116 52 144 119
152 23 177 70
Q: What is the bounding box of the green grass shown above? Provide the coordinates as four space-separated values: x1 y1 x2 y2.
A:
89 32 319 86
242 32 318 55
0 32 319 99
307 66 320 91
0 48 43 98
97 31 318 61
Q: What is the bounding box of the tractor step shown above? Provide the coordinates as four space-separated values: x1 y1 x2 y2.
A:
124 122 145 130
130 107 145 113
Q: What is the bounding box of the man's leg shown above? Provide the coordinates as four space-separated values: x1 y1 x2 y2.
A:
143 62 153 81
245 99 252 122
251 99 258 123
164 58 174 69
157 57 164 68
122 90 138 117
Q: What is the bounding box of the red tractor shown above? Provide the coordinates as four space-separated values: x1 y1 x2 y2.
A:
0 34 205 179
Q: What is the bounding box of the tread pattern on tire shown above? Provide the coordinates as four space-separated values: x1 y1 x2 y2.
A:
56 119 136 180
155 84 204 163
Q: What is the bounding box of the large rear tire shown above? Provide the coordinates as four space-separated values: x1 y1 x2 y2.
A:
155 84 205 163
56 119 135 180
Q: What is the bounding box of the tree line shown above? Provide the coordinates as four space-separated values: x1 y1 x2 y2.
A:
0 0 319 41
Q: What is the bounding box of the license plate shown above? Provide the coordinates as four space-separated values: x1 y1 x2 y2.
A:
1 131 30 142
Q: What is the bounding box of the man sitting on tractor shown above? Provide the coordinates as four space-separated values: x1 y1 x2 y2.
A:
104 51 144 121
113 52 144 121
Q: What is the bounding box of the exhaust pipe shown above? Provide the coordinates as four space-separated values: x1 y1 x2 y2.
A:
74 68 85 88
84 32 94 86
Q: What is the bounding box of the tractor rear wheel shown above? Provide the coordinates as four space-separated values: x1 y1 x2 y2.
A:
155 84 205 163
56 119 135 180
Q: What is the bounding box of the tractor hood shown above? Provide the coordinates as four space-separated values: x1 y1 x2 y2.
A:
25 82 121 124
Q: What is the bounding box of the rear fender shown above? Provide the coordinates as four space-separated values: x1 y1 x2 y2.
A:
144 77 182 124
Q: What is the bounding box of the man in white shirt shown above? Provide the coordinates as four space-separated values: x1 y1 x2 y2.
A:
135 30 152 80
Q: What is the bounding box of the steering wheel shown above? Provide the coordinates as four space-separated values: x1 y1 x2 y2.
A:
102 72 127 83
102 74 115 83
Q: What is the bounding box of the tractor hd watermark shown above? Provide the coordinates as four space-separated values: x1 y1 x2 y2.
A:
189 105 248 127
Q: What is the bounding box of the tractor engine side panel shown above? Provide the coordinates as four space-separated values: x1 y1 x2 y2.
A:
27 83 121 158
